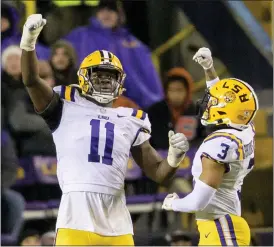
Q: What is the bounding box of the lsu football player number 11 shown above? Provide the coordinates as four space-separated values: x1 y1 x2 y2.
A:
20 14 189 246
162 47 258 246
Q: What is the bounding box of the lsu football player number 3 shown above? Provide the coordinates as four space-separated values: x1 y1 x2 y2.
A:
20 14 189 246
162 47 258 246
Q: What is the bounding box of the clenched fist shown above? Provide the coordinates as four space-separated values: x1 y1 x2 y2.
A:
20 14 47 51
193 47 213 70
162 193 179 210
167 131 189 168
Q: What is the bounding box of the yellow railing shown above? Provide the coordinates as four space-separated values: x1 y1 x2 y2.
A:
21 0 101 19
152 25 195 72
22 1 36 18
243 0 272 39
53 0 100 7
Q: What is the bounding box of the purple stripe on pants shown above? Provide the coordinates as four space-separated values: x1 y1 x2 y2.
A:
214 218 227 246
225 215 238 246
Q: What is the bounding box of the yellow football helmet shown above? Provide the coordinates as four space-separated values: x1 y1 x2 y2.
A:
198 78 259 129
72 50 126 104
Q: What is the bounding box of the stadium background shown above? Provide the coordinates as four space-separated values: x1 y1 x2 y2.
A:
1 0 273 245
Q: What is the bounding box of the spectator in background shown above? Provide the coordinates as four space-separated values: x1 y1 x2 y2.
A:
1 129 25 243
1 45 55 157
64 0 164 109
19 229 41 246
1 45 24 110
38 60 55 87
146 67 205 231
147 67 205 149
1 3 49 61
49 40 78 86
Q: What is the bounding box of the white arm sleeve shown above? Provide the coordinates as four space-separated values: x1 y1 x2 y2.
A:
206 77 220 88
172 179 217 212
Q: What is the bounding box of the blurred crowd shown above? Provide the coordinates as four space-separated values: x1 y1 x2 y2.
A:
1 1 206 245
1 0 271 246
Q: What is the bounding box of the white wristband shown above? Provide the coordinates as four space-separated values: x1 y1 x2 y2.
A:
206 77 220 88
167 153 186 168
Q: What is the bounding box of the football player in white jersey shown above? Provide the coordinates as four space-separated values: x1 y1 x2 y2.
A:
162 47 258 246
20 14 189 246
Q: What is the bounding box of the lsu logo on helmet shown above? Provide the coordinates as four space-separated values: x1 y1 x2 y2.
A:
72 50 126 104
198 78 259 129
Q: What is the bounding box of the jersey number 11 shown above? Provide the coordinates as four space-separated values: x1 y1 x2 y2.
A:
88 119 114 165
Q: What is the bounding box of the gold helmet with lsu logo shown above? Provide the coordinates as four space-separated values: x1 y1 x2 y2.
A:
197 78 259 130
72 50 126 104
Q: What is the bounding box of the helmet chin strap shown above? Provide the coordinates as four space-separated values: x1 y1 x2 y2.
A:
201 118 249 130
70 84 115 104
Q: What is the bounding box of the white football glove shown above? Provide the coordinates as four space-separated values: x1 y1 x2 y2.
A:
193 47 213 70
162 193 179 211
167 131 189 168
20 14 47 51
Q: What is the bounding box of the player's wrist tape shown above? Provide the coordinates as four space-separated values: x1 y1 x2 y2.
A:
20 25 43 51
171 179 217 212
202 61 213 70
167 152 186 168
206 77 220 88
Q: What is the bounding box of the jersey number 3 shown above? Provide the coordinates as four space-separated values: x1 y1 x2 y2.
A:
88 119 114 165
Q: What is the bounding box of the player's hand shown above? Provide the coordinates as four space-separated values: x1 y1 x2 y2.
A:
20 14 47 51
193 47 213 70
162 193 179 211
167 131 189 168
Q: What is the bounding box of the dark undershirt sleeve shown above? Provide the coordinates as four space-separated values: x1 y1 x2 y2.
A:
37 92 64 132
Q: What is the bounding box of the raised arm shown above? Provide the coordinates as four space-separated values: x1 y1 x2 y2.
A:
192 47 220 87
20 14 53 112
131 131 189 185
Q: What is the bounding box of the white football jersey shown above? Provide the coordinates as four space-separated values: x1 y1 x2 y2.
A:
51 85 151 235
192 124 255 220
52 85 151 195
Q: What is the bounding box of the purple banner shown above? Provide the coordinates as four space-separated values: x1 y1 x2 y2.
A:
157 148 197 179
15 158 37 186
125 148 197 181
16 148 197 185
32 156 58 184
126 156 142 180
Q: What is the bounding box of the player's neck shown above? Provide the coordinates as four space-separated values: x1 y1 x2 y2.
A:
205 124 241 135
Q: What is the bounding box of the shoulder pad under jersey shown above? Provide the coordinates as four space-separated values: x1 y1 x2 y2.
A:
131 109 151 134
53 85 76 102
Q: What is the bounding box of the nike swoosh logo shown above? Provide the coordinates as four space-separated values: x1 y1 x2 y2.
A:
205 232 211 238
117 115 126 118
